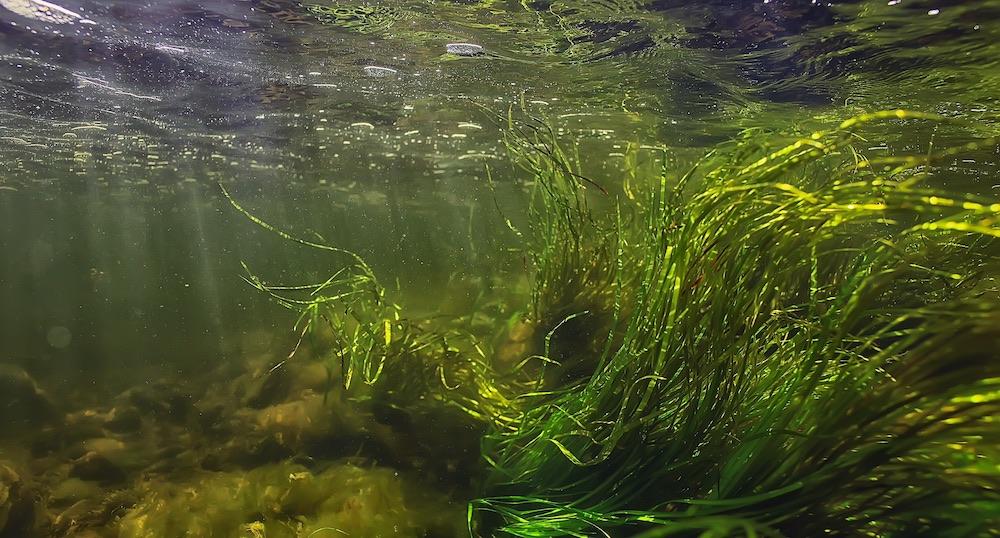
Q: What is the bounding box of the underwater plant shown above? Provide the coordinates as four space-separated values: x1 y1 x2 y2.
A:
492 117 623 387
473 111 1000 537
220 185 525 432
225 111 999 537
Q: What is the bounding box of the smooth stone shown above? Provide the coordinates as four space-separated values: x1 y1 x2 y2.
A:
446 43 484 56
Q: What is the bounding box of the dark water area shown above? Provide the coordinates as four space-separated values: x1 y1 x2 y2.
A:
1 0 998 537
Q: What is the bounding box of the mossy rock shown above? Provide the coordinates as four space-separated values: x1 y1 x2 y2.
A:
0 462 38 536
116 462 464 537
0 463 17 532
0 365 60 434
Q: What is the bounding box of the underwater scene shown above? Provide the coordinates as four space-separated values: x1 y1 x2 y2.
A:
1 0 999 536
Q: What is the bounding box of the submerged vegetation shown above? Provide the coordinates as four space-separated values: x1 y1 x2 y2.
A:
3 0 1000 536
475 111 1000 536
225 111 999 536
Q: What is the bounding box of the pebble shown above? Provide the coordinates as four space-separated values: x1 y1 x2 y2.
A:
446 43 485 56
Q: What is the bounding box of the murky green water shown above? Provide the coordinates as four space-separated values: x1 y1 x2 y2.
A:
1 1 998 537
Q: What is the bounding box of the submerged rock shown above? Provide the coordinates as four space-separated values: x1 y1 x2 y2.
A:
123 382 193 422
0 365 60 434
62 410 110 444
445 42 484 56
243 366 294 409
116 461 464 538
202 435 294 471
50 489 136 537
0 461 37 536
495 317 537 368
0 463 20 532
49 478 103 506
69 452 127 484
102 405 142 434
243 360 332 409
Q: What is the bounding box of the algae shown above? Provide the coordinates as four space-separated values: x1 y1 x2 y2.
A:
118 461 464 538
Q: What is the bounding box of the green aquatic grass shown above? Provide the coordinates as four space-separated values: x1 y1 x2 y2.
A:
475 111 1000 537
494 115 624 387
473 111 1000 537
225 111 999 537
220 184 526 429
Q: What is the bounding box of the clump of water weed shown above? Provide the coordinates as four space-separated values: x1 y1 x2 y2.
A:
220 185 531 479
225 111 999 537
474 111 1000 537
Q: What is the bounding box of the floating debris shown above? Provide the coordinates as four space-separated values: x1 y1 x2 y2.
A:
446 43 484 56
362 66 398 78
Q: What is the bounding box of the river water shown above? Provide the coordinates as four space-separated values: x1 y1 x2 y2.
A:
0 1 997 537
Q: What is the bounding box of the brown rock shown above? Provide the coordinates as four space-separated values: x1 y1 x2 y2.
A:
69 452 127 484
0 462 37 535
103 405 142 434
49 478 103 506
244 366 293 409
0 463 20 531
124 382 192 422
0 365 60 434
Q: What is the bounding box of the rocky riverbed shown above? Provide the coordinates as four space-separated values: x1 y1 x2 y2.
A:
0 353 472 537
